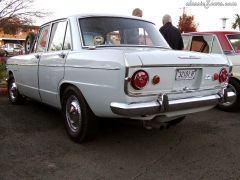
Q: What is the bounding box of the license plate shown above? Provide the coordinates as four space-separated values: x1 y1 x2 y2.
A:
176 69 196 80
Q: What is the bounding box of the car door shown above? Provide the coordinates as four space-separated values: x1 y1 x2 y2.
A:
17 24 50 101
38 20 71 107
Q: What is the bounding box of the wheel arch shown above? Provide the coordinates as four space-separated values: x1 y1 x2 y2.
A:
59 83 94 113
229 76 240 85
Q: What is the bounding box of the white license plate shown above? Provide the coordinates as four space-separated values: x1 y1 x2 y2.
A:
176 69 196 80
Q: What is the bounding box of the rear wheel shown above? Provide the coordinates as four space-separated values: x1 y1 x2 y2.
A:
218 78 240 112
62 86 98 143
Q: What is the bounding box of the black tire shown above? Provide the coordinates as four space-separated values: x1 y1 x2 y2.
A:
25 32 36 54
7 77 25 104
62 86 98 143
218 78 240 112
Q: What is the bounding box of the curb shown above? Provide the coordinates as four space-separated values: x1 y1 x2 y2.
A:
0 87 7 96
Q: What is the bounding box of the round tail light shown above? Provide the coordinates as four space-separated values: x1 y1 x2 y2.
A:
131 70 149 90
219 68 228 83
213 73 219 81
152 75 160 85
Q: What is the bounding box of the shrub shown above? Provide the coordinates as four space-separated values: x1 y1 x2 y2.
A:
0 61 6 81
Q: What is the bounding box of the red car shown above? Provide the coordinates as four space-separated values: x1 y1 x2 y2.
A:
182 31 240 111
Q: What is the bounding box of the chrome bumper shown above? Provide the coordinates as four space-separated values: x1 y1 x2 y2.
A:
110 89 236 117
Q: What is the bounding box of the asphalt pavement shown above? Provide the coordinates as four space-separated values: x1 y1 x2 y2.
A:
0 96 240 180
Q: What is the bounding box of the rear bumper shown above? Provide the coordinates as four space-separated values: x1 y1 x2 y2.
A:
110 88 236 117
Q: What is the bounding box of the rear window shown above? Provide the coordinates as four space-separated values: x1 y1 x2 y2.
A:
79 17 168 48
227 34 240 53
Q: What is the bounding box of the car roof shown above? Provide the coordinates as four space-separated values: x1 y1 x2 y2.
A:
182 31 240 52
40 13 154 27
182 31 240 36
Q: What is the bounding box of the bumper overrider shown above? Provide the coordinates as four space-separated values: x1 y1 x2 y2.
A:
110 88 236 117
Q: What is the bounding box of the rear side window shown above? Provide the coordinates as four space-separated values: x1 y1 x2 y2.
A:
211 36 222 54
48 21 67 51
190 35 213 53
63 22 72 50
182 35 191 50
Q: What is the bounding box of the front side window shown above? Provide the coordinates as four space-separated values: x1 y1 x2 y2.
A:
48 21 67 51
227 34 240 53
36 25 50 52
190 35 213 53
79 17 168 48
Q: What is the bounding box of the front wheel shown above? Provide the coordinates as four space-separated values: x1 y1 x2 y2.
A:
218 78 240 112
61 86 98 143
7 77 25 104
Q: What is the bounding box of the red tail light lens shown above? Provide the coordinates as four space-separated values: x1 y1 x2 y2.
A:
213 73 219 81
131 70 149 90
219 68 228 83
152 75 160 85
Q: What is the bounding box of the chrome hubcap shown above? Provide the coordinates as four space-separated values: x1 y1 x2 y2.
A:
66 96 82 132
9 82 17 101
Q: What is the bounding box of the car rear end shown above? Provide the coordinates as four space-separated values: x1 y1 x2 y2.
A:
110 49 235 119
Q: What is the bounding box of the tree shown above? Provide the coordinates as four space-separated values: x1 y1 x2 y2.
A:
178 13 197 33
232 14 240 31
0 0 49 34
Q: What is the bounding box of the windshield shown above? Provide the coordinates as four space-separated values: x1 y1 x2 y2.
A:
79 17 169 48
227 34 240 54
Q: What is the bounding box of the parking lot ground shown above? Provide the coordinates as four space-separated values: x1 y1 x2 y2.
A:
1 96 240 180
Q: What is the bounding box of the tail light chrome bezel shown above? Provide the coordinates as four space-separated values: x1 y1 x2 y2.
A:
130 70 149 90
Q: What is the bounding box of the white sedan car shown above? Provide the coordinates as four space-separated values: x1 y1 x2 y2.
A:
6 14 235 142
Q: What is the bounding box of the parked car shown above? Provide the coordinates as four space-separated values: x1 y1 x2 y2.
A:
1 43 24 56
6 14 235 142
182 31 240 111
0 48 5 57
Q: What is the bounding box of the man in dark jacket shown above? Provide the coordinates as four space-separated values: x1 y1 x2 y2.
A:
159 14 184 50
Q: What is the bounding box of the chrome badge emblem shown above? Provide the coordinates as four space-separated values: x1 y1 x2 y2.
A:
205 74 212 80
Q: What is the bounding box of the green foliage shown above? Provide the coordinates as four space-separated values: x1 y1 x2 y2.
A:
232 14 240 31
0 62 7 81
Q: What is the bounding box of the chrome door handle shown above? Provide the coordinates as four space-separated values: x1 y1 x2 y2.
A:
35 54 40 59
58 53 66 58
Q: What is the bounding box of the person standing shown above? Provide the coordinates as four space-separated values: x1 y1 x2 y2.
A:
132 8 143 17
159 14 184 50
123 8 143 44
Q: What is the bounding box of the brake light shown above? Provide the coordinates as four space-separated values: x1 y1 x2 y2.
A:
219 68 228 83
131 70 149 90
